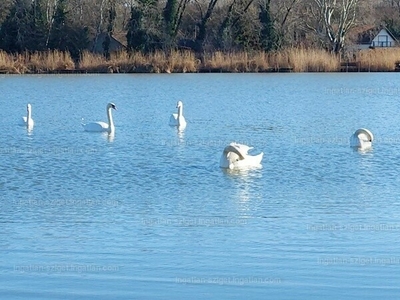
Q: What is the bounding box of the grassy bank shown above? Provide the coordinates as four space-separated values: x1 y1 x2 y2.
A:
1 48 400 74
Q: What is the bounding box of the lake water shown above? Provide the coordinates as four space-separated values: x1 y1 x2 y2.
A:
1 73 400 299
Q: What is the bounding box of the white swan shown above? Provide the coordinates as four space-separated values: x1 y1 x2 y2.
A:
82 102 117 134
350 128 373 150
220 142 264 170
19 103 34 129
169 101 186 130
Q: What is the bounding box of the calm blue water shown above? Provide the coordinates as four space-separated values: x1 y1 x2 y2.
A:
1 73 400 299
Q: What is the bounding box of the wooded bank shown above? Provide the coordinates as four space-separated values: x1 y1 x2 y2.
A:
1 0 400 61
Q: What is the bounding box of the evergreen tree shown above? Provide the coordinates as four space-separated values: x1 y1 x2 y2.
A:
163 0 178 39
103 0 117 59
27 0 48 51
217 0 257 51
47 0 89 60
47 0 68 50
233 17 260 51
126 4 147 52
0 0 31 52
259 0 276 51
67 25 90 61
0 0 14 27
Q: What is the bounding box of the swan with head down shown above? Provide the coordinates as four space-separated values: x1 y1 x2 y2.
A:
19 103 34 129
220 142 264 170
82 102 117 134
169 101 186 130
350 128 373 150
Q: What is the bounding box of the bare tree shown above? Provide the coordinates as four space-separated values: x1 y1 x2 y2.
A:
307 0 360 54
92 0 107 51
217 0 257 51
0 0 13 25
270 0 299 48
193 0 219 53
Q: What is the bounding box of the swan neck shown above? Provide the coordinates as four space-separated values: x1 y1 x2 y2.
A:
26 106 32 128
107 106 114 133
178 105 183 117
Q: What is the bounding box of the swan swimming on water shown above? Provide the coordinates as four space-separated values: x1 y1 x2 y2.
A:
220 142 264 170
82 102 117 134
169 101 186 130
350 128 373 150
19 103 34 129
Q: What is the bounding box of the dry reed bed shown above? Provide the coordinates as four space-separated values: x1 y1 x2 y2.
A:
0 48 399 73
78 51 199 73
285 48 340 72
194 49 339 72
0 51 75 74
356 48 400 71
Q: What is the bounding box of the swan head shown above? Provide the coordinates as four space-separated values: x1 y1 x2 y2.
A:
176 101 183 108
107 102 117 110
350 128 373 149
27 103 31 112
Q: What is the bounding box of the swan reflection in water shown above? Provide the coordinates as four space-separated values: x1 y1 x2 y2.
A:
177 127 185 143
106 133 115 142
219 142 263 205
222 163 263 206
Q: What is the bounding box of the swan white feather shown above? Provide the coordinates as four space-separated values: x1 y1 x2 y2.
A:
220 142 263 169
82 102 117 134
19 103 34 129
350 128 373 150
169 101 186 130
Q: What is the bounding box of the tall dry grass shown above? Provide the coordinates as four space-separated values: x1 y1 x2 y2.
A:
285 48 340 72
0 50 19 73
249 51 271 71
1 48 400 73
140 50 198 73
202 52 233 72
0 50 74 74
201 48 340 72
78 50 198 73
28 51 75 73
268 51 290 71
357 48 400 71
78 51 111 72
202 51 273 72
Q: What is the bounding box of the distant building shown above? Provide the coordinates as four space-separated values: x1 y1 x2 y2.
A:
370 28 397 48
90 32 127 54
355 27 398 50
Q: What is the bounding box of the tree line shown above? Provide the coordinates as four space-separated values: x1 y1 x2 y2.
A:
0 0 399 61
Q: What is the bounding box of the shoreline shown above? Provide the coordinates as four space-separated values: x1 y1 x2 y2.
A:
1 48 400 74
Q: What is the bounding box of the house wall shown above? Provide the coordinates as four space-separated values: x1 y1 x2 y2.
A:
91 34 126 54
371 29 396 47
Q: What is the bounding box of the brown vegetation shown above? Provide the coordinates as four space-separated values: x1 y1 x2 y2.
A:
0 51 75 74
0 48 399 74
356 48 400 72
